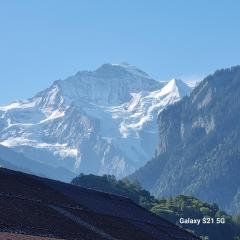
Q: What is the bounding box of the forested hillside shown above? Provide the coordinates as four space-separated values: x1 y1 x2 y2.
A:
130 66 240 215
72 174 240 240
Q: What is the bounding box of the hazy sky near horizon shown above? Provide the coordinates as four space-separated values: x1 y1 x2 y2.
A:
0 0 240 105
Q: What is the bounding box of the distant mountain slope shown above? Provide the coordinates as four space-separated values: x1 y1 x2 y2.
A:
0 63 191 179
130 66 240 214
0 144 75 181
0 168 198 240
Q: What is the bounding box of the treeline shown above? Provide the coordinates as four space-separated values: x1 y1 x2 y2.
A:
71 173 158 209
72 174 240 240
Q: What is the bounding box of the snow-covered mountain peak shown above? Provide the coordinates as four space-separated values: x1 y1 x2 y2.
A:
160 78 191 97
0 65 193 180
108 79 191 139
96 63 151 79
37 63 163 107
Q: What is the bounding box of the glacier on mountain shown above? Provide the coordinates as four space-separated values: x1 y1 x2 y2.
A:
0 63 191 180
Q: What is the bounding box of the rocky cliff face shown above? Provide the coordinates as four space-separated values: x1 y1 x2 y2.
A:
130 66 240 214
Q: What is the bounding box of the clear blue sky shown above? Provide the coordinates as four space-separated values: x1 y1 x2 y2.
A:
0 0 240 105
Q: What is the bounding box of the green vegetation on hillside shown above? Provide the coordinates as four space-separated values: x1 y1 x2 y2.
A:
71 173 157 209
151 195 240 240
72 174 240 240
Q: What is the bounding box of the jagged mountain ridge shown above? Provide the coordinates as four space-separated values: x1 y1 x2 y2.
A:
0 63 191 180
130 66 240 214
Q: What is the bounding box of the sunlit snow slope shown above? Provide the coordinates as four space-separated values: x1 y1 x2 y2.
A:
0 63 191 180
